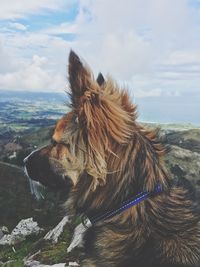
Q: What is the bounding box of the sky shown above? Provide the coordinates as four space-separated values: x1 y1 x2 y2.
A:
0 0 200 123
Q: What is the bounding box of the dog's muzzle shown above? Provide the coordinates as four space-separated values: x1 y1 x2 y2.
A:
24 147 72 192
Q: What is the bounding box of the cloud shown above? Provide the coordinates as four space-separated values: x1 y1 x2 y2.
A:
9 22 27 31
163 50 200 66
68 0 200 99
0 0 70 20
44 22 78 35
0 0 200 98
0 54 66 91
134 88 162 98
70 1 200 78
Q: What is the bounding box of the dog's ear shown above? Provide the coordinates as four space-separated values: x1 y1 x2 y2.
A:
96 72 105 86
68 50 98 107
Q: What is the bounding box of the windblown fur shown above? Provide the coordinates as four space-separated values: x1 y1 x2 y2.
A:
25 51 200 267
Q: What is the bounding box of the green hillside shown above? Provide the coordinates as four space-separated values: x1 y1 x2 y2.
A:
22 126 54 147
0 162 34 229
0 162 64 230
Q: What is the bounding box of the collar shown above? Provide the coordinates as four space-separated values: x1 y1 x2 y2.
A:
85 184 163 226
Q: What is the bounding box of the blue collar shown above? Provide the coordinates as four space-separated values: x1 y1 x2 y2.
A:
87 184 163 225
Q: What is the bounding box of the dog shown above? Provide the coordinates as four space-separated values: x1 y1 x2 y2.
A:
25 51 200 267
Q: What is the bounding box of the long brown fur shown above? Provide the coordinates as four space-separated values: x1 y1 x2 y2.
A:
25 51 200 267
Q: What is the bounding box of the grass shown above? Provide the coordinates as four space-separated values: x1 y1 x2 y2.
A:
1 260 23 267
0 222 80 266
37 241 68 264
0 235 39 265
36 227 76 264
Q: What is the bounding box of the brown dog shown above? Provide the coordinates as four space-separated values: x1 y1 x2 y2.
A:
25 51 200 267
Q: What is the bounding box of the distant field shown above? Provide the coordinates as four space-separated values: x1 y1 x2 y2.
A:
0 90 69 136
1 90 200 129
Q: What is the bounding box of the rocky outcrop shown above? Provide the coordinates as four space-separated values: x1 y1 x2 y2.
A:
165 129 200 153
24 259 67 267
0 226 9 240
44 216 70 244
24 261 79 267
67 220 91 253
165 144 200 197
23 218 80 267
0 218 43 246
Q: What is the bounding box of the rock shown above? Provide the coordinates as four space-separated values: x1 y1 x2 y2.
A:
169 145 200 160
165 145 200 197
0 230 4 240
68 263 79 266
24 259 79 267
44 216 70 244
24 260 66 267
0 218 43 246
0 226 9 240
167 145 200 176
1 226 9 234
67 219 91 253
24 251 67 267
165 129 200 153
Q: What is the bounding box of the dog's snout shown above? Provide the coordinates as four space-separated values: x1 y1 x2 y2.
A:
24 149 39 164
23 146 71 192
24 149 41 180
24 145 48 165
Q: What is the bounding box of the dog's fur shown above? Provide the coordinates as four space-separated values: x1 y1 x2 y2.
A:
25 51 200 267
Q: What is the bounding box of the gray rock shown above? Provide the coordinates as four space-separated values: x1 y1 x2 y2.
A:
67 219 91 253
24 260 79 267
1 226 9 234
24 260 67 267
0 226 9 240
0 230 4 240
24 250 68 267
165 145 200 197
44 216 70 244
68 263 79 267
0 218 43 246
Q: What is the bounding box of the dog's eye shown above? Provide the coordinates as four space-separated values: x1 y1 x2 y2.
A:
51 139 57 146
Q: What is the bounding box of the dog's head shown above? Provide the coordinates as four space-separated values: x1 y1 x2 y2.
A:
25 51 138 194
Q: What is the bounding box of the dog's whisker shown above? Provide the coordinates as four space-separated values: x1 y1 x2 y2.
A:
24 166 44 200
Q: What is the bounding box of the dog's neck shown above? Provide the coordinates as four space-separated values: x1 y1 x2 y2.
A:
87 184 163 225
70 127 171 222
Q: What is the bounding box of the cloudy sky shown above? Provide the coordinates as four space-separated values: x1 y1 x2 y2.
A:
0 0 200 123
